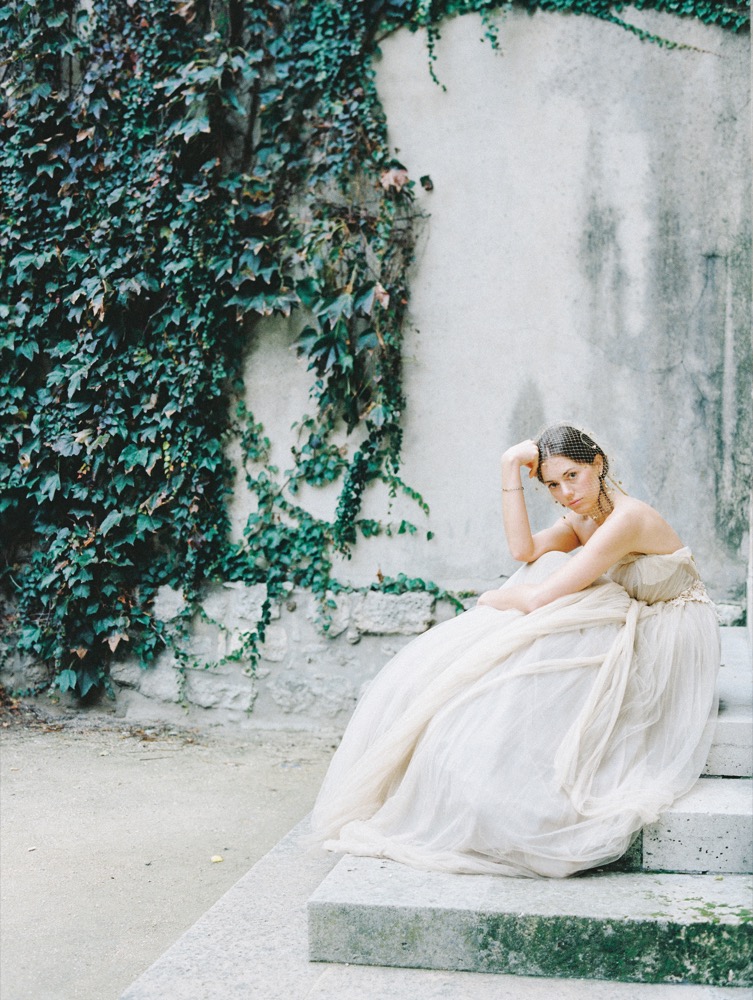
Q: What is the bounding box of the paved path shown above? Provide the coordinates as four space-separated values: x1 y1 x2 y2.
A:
0 704 334 1000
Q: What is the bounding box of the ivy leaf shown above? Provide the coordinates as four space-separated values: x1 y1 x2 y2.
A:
77 670 99 697
318 292 354 326
99 510 124 536
57 669 79 693
38 473 61 501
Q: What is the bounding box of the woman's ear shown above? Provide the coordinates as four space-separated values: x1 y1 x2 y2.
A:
593 454 604 478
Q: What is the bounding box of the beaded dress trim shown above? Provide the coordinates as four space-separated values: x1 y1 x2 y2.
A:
666 580 715 609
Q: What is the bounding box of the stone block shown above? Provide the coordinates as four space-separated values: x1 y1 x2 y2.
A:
259 625 288 663
1 657 49 689
201 582 268 630
705 711 753 778
307 591 352 639
352 591 434 636
109 659 144 688
308 858 753 986
151 585 187 622
189 618 227 663
184 667 257 712
642 777 752 874
267 670 358 718
706 661 752 777
136 657 182 704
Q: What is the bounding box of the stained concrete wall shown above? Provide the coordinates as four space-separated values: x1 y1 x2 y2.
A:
6 8 750 729
356 6 750 598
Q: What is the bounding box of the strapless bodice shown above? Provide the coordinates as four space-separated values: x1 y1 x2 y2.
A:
606 546 704 604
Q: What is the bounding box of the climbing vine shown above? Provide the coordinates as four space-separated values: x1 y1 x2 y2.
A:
0 0 747 697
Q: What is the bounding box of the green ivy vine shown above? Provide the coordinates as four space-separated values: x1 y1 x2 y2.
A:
0 0 747 698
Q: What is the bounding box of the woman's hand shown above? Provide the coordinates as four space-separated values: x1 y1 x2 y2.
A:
477 584 536 613
502 440 539 480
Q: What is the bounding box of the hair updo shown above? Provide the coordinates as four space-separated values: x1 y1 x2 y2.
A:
535 424 609 483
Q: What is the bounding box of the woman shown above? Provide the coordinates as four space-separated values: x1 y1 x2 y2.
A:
310 424 720 878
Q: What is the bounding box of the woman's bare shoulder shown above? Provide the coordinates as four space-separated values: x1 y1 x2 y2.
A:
612 493 666 522
608 494 683 550
567 493 680 550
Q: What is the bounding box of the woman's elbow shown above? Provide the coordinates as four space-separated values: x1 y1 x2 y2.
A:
527 588 551 612
509 544 535 563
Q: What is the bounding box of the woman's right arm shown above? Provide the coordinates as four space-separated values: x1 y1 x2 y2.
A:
501 441 580 562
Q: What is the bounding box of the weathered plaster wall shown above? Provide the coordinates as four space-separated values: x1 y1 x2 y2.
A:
5 8 749 729
350 6 750 597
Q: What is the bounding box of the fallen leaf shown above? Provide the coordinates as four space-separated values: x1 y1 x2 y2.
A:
210 855 224 864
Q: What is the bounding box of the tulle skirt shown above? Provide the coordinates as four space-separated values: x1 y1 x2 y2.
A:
310 552 720 877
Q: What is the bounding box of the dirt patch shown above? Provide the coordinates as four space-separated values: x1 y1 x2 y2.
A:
0 694 337 1000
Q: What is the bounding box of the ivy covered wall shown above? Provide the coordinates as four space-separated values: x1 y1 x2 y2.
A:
0 0 749 712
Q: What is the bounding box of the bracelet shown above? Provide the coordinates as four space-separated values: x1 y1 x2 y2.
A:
502 486 524 492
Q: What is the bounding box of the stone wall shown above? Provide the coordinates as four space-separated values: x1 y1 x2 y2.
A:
21 585 458 733
4 7 750 730
110 585 443 730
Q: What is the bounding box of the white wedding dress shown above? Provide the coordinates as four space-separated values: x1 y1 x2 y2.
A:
310 547 720 878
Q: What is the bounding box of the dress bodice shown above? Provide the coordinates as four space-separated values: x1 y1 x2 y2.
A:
606 546 704 604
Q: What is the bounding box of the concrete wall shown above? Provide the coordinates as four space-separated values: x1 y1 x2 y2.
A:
357 6 751 599
6 7 750 729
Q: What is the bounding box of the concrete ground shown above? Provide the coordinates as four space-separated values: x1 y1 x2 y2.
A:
0 694 335 1000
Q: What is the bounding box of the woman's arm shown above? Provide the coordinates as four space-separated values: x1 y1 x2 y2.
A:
479 507 641 613
501 441 580 562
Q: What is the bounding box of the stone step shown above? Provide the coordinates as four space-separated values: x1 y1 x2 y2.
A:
708 627 752 777
120 818 747 1000
614 777 752 874
308 857 753 987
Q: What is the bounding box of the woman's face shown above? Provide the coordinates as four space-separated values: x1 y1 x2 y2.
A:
539 455 603 516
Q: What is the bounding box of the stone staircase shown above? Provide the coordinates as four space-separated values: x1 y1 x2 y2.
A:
308 626 753 988
121 627 752 999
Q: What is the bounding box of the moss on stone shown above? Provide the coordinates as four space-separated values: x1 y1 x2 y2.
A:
472 912 753 986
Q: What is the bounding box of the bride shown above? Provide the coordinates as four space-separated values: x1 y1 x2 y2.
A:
310 424 720 878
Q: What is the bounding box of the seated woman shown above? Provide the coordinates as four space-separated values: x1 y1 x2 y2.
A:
310 424 720 878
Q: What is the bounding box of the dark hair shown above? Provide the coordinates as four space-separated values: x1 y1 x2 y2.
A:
535 424 609 483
